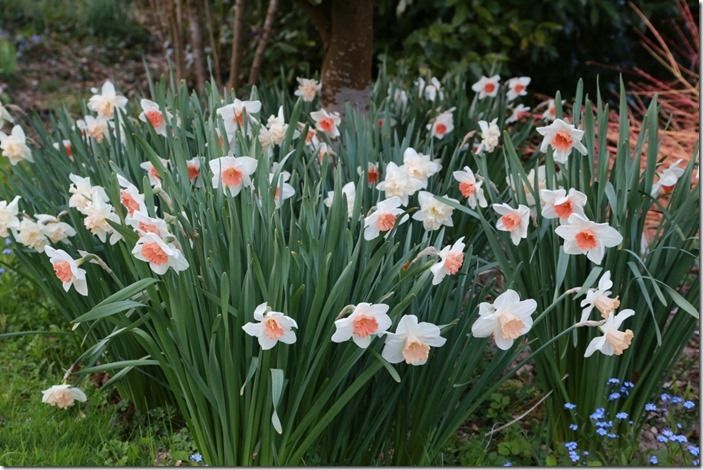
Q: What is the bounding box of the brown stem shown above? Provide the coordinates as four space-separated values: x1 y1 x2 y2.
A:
226 0 247 91
187 0 207 90
202 0 221 85
166 0 186 82
248 0 279 85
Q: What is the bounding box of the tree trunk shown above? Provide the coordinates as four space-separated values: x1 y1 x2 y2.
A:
248 0 279 85
320 0 373 112
187 0 207 91
227 0 247 91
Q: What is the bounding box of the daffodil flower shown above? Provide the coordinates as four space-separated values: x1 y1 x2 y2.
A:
82 188 122 245
377 162 422 206
493 203 530 245
554 214 623 265
382 315 446 366
651 159 685 197
310 109 341 139
402 147 441 187
117 175 147 216
139 99 172 136
77 115 110 143
0 125 33 165
14 217 49 252
186 157 202 183
331 302 392 348
242 302 298 350
44 246 88 296
507 104 531 124
506 76 531 101
453 166 487 209
363 196 407 240
472 75 501 99
294 77 321 102
584 309 635 357
87 80 127 119
125 211 171 238
580 270 620 322
139 158 170 188
539 188 587 224
471 289 537 350
41 384 87 409
269 169 296 208
132 232 189 275
324 181 356 218
430 237 465 285
209 156 258 197
413 191 456 231
536 119 587 164
36 214 76 243
476 118 500 153
0 195 21 237
0 100 15 127
428 109 454 139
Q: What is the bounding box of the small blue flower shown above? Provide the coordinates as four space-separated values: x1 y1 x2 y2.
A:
673 435 688 444
607 432 618 439
609 392 621 401
693 460 700 467
564 441 578 451
0 268 5 275
616 412 629 420
564 402 576 410
596 428 608 436
569 451 580 463
190 453 203 463
663 429 674 437
607 378 620 385
688 445 700 457
590 408 605 420
650 455 658 465
671 396 683 405
623 381 635 388
683 400 695 410
503 461 513 467
660 393 671 401
657 436 668 443
569 423 579 431
4 238 11 246
2 248 10 255
595 420 613 429
677 423 683 429
645 403 657 412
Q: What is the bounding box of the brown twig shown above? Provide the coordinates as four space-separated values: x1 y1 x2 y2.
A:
226 0 247 91
166 0 186 82
248 0 279 85
186 0 207 90
202 0 221 85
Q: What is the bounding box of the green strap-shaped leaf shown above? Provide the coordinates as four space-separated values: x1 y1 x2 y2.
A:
270 368 285 434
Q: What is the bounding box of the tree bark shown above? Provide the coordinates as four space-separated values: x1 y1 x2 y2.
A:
320 0 373 112
248 0 279 85
227 0 247 91
187 0 207 91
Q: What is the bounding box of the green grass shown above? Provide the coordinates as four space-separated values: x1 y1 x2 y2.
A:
0 254 200 466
